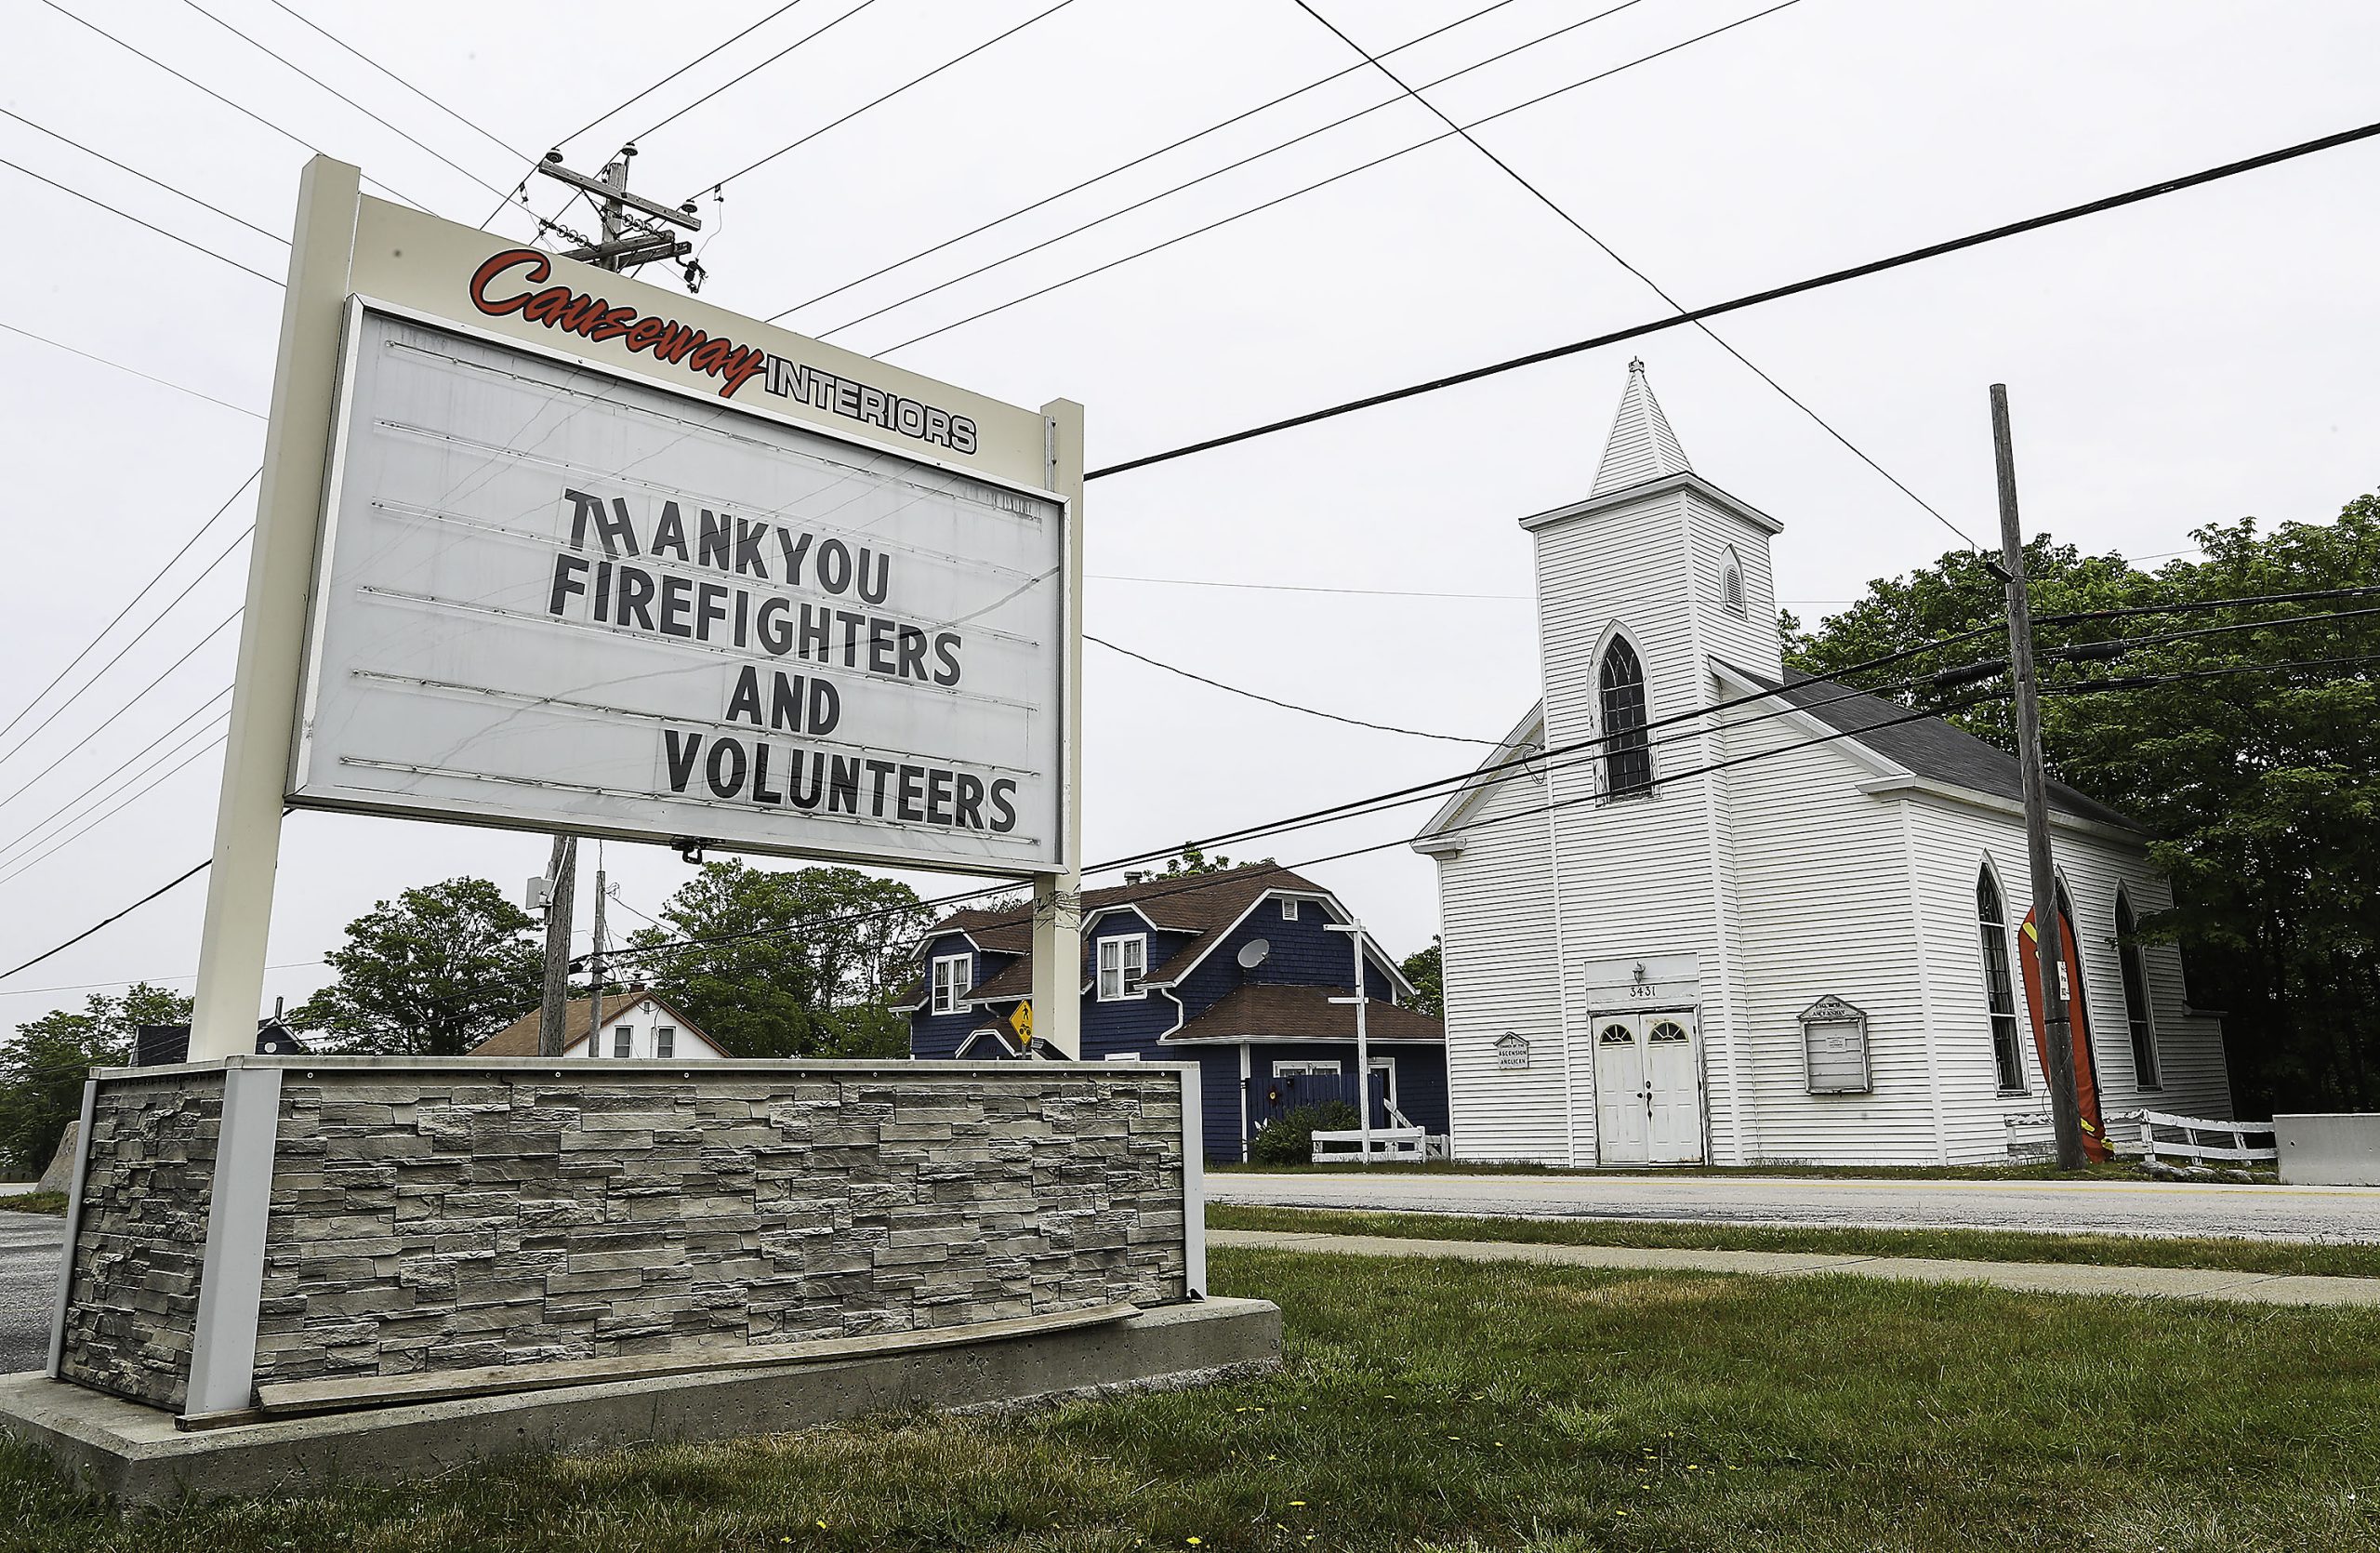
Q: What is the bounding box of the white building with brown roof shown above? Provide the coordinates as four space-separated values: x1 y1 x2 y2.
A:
471 989 729 1061
1412 363 2231 1167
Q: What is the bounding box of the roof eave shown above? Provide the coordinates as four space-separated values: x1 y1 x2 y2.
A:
1519 471 1785 536
1854 775 2145 843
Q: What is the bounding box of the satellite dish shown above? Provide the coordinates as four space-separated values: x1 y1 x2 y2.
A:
1236 938 1271 969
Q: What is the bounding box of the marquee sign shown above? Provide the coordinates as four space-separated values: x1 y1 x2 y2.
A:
185 156 1084 1060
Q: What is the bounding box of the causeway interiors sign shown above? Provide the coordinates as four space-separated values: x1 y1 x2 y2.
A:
292 303 1065 872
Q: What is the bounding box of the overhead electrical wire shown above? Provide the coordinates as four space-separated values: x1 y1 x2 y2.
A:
31 0 436 213
0 473 257 755
764 0 1619 325
1080 113 2380 481
261 0 534 167
869 0 1804 354
688 0 1086 200
0 320 266 418
1289 0 1971 548
0 693 232 869
0 107 289 245
1087 632 1498 745
558 0 813 156
0 156 284 286
637 0 889 142
169 0 515 203
0 722 231 886
0 605 242 809
808 0 1674 341
0 858 215 982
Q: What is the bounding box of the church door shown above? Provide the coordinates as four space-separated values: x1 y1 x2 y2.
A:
1593 1013 1705 1165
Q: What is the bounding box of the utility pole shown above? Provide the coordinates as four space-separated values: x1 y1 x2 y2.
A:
1324 920 1375 1164
536 832 576 1058
1990 383 2086 1171
532 145 699 277
588 864 608 1061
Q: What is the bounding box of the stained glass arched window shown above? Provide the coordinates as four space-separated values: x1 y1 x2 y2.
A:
1600 636 1651 797
1977 866 2025 1092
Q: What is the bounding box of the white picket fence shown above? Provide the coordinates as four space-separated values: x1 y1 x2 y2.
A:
1311 1126 1429 1163
2133 1109 2278 1167
2001 1108 2277 1168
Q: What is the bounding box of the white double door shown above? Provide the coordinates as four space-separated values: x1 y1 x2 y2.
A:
1592 1010 1705 1165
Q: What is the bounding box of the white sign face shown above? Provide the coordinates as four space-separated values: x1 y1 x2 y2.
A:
291 304 1067 873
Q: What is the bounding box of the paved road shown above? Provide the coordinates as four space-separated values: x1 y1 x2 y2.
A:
0 1211 60 1374
1210 1172 2380 1242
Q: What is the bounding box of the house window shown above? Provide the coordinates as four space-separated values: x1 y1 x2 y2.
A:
1976 868 2026 1092
613 1026 632 1058
2115 889 2159 1089
1281 898 1299 921
1721 548 1747 617
931 953 972 1015
1599 636 1652 797
655 1026 675 1060
1274 1060 1342 1077
1097 935 1147 1001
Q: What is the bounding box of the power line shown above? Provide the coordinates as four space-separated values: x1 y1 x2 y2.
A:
762 0 1562 324
0 156 284 286
0 859 213 983
0 320 267 418
638 0 888 142
0 473 256 755
1289 0 1970 548
1088 632 1497 745
31 0 436 214
170 0 512 203
0 959 322 1003
1093 573 1527 601
0 691 231 869
0 604 242 808
1082 114 2380 482
262 0 532 166
0 723 231 887
810 0 1669 341
690 0 1086 200
563 1 813 154
0 107 289 244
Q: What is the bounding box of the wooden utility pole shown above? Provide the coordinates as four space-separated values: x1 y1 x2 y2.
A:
588 864 608 1060
536 832 576 1058
1990 383 2086 1171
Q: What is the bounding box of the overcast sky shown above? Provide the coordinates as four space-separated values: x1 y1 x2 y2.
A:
2 0 2373 1033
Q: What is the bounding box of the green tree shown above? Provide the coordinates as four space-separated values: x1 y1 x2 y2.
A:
1400 936 1444 1020
626 861 929 1057
1162 843 1259 876
1788 499 2380 1116
290 877 542 1055
0 983 190 1176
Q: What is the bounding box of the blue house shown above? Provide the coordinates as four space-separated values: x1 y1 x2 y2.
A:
903 865 1448 1163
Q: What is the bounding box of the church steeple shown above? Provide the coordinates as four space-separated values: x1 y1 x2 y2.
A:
1590 357 1690 495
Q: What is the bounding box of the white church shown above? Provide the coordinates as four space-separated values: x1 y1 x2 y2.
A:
1411 362 2232 1167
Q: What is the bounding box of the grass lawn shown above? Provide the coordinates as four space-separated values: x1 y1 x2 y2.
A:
1209 1204 2380 1281
7 1247 2379 1551
0 1193 64 1215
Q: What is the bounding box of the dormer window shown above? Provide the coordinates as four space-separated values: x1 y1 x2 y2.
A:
1281 898 1299 921
1098 935 1148 1001
1721 547 1747 618
931 953 972 1015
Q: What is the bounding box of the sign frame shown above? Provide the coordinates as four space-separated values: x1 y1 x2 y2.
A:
187 157 1086 1062
287 293 1074 877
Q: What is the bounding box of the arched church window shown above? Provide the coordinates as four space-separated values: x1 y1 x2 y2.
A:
1599 636 1651 797
1976 867 2025 1092
2115 888 2159 1089
1721 548 1746 617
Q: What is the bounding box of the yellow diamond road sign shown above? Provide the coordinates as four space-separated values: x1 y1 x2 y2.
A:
1010 1002 1033 1045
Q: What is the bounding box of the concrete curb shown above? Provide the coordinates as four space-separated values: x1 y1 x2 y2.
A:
1210 1229 2380 1307
0 1296 1281 1507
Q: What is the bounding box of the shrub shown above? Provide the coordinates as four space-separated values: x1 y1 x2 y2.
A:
1249 1100 1361 1166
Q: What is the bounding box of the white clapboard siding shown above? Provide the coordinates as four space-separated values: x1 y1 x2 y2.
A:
1430 749 1568 1163
1685 492 1784 681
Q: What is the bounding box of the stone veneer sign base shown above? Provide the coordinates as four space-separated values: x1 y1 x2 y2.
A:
0 1297 1283 1507
14 1055 1260 1504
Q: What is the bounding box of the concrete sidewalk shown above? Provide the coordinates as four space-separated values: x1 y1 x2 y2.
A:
1210 1228 2380 1307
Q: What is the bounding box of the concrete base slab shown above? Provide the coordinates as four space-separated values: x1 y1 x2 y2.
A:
0 1297 1280 1507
